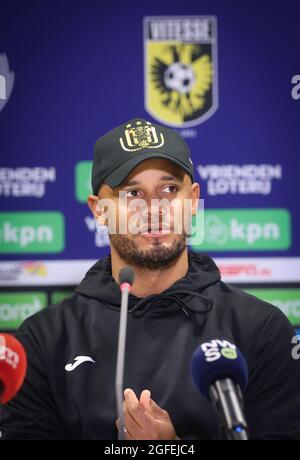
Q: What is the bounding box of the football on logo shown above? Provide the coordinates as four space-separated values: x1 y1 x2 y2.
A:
164 62 196 94
144 16 218 127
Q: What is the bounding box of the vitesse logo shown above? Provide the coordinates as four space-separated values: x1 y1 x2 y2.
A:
119 120 164 152
144 16 218 127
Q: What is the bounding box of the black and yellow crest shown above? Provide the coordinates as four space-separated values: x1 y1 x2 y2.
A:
144 16 218 127
119 120 164 152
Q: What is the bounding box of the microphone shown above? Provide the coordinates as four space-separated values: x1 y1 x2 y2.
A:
115 266 135 440
190 338 249 440
0 333 27 404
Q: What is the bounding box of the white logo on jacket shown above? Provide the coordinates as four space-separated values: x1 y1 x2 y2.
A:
65 356 95 371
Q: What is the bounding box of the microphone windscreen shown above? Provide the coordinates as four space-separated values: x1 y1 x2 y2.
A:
190 339 248 400
119 266 135 286
0 333 27 404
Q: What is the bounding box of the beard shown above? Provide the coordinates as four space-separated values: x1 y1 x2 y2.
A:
109 232 187 271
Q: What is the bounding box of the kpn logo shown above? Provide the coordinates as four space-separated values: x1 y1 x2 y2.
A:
0 54 14 113
191 209 291 251
0 212 65 253
0 292 47 330
144 16 218 127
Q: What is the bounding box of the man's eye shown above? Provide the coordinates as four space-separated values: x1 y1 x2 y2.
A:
162 185 178 194
126 189 140 198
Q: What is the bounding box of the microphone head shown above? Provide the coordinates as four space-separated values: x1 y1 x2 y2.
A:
0 333 27 404
119 266 135 286
190 338 248 400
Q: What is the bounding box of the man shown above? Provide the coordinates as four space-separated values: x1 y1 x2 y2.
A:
1 118 300 440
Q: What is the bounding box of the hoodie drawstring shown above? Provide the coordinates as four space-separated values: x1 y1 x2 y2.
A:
129 290 213 335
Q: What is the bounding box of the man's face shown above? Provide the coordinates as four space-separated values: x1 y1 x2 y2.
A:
89 158 199 270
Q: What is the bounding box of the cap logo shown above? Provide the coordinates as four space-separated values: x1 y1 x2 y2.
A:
119 120 164 152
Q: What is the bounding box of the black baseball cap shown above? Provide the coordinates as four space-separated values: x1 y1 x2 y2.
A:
92 117 194 195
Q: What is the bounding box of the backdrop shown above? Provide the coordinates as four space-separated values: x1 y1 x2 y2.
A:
0 0 299 332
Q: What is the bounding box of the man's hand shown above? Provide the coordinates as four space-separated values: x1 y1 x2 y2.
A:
115 388 180 440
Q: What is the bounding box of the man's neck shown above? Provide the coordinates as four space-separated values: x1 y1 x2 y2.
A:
111 248 189 298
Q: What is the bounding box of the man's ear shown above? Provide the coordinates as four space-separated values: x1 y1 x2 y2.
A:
87 195 100 219
87 195 108 226
191 183 200 215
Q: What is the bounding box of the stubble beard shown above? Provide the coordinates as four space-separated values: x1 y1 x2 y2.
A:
109 233 187 271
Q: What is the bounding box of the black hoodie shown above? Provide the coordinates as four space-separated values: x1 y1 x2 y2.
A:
1 251 300 440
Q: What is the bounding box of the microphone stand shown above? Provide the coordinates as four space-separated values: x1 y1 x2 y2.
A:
115 281 131 440
209 378 249 440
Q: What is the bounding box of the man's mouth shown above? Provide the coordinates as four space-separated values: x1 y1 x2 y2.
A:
139 224 171 236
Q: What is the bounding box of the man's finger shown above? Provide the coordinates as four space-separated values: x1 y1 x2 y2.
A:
124 410 148 440
124 388 138 402
124 389 148 425
140 390 151 411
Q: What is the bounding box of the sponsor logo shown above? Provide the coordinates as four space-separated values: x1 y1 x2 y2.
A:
219 264 272 278
144 16 218 127
22 261 47 277
201 339 237 363
65 356 95 372
245 289 300 326
192 209 290 251
0 261 96 286
197 164 282 196
0 293 46 330
0 262 47 283
0 167 56 198
75 161 92 203
0 265 22 282
0 54 14 113
0 212 65 254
